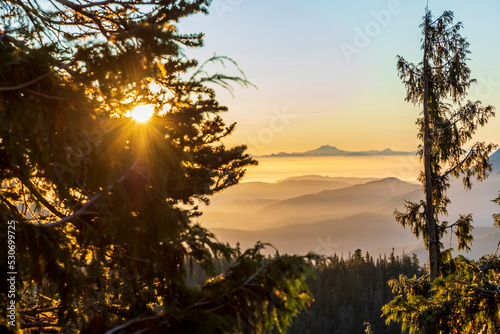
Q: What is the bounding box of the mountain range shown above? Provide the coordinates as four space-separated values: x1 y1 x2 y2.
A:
198 150 500 260
264 145 416 157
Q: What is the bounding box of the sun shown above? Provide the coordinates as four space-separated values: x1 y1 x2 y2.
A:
127 104 155 123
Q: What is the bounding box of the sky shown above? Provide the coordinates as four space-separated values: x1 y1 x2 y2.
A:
178 0 500 156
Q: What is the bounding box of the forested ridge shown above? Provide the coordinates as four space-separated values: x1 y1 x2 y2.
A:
288 249 421 334
184 248 423 334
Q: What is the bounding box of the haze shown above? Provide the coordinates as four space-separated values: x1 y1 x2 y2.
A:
180 0 500 156
197 152 500 260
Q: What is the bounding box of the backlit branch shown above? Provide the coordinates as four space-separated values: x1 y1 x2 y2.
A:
433 144 477 183
42 159 139 228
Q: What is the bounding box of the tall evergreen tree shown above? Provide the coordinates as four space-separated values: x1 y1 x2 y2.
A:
393 8 496 281
383 8 500 333
0 1 315 332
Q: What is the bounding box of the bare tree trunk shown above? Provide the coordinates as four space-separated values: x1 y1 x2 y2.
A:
422 11 439 282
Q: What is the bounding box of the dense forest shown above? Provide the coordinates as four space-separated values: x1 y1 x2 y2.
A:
289 250 421 334
185 249 423 334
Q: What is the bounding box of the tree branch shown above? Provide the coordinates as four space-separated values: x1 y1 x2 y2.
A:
54 0 114 38
0 70 57 92
434 145 477 183
41 192 103 228
183 260 273 313
41 159 139 228
120 251 151 263
24 88 64 100
440 214 472 231
479 241 500 271
0 192 26 222
63 0 126 8
401 62 423 78
20 177 66 219
428 51 461 70
105 314 164 334
432 107 474 133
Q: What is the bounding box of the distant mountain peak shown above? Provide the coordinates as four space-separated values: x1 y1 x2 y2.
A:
318 145 338 150
264 146 415 157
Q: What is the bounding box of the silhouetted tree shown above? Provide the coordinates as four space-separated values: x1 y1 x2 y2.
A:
384 8 500 333
393 8 496 281
0 1 315 332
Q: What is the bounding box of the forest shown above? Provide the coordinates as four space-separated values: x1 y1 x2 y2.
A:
185 249 422 333
1 0 500 333
288 250 422 334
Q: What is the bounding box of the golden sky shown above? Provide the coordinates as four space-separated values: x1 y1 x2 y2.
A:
180 0 500 155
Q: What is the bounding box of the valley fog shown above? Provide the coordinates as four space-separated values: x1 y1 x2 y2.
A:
199 154 500 260
242 155 422 183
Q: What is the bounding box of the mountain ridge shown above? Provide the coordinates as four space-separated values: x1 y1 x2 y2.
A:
263 145 416 157
211 211 418 256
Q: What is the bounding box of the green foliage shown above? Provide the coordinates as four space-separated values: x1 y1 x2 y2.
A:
394 9 496 269
385 8 500 334
0 1 314 332
383 254 500 334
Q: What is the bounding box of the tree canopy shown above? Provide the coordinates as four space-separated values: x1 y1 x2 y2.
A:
0 1 315 333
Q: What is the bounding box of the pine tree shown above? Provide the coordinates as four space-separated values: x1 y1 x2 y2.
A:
383 8 500 333
393 8 496 281
0 1 315 332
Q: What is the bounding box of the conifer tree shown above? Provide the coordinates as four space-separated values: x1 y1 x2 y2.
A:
383 8 500 333
393 8 496 281
0 1 315 332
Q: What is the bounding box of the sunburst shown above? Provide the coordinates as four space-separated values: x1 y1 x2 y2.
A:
127 104 155 123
